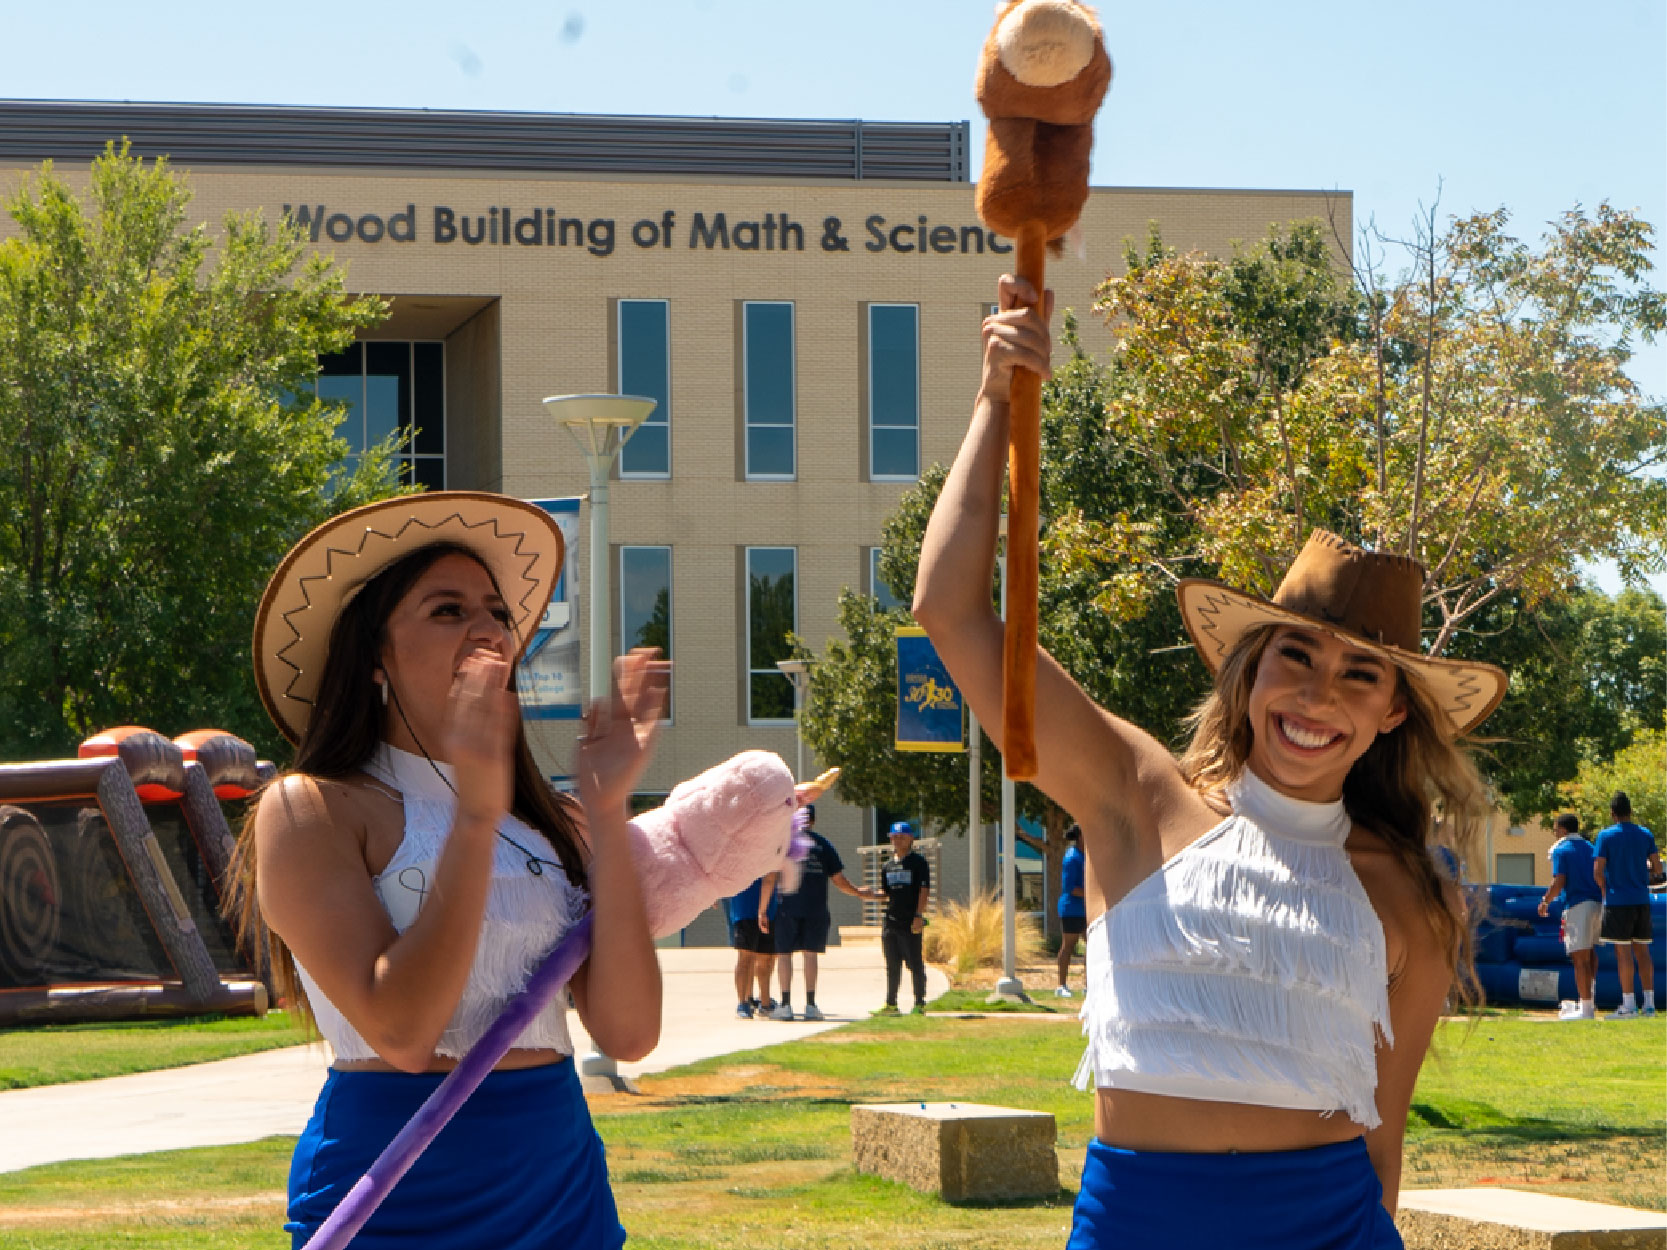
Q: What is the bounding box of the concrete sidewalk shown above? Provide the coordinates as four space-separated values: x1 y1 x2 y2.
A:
0 942 946 1174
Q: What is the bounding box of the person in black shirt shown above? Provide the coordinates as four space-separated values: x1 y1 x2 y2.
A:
759 805 876 1019
876 821 931 1015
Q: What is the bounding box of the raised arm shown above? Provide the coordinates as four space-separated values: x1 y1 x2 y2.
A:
912 274 1170 824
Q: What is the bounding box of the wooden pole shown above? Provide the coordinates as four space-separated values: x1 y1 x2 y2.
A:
1002 220 1047 781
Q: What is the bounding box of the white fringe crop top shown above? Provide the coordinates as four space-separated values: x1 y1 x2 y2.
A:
294 744 588 1064
1076 768 1391 1128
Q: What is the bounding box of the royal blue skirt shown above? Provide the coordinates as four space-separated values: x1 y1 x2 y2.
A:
286 1059 625 1249
1067 1136 1402 1250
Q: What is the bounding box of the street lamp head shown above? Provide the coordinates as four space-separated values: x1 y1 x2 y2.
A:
775 658 809 676
543 394 657 462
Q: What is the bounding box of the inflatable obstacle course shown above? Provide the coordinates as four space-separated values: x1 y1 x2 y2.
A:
0 726 272 1025
1473 883 1665 1010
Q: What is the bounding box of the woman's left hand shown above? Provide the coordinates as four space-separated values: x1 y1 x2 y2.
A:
577 649 669 814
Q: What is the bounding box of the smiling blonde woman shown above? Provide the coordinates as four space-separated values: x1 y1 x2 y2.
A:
913 274 1507 1250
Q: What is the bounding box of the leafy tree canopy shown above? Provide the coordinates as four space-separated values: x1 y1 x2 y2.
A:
1559 722 1665 849
0 143 405 760
1085 207 1666 655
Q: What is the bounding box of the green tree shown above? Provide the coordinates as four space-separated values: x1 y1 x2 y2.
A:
0 143 402 760
1559 723 1665 849
1445 586 1664 821
1085 205 1666 651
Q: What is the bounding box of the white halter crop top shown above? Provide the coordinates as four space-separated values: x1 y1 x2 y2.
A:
1076 768 1391 1128
293 744 588 1064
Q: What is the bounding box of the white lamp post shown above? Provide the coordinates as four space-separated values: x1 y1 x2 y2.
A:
775 658 811 783
543 392 655 1091
993 511 1025 1002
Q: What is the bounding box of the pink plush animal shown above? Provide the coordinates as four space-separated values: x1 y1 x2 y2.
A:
629 749 801 938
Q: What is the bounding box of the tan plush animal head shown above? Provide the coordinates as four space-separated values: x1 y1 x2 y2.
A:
975 0 1112 244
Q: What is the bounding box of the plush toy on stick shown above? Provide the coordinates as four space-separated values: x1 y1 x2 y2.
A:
975 0 1111 780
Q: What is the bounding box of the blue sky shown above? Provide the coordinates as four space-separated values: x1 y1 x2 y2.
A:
7 0 1662 589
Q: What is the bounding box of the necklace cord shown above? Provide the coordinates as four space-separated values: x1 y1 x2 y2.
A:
385 678 560 877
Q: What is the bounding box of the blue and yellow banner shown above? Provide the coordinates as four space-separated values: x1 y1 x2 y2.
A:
895 626 964 753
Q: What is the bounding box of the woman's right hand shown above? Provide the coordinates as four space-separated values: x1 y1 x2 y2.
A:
443 650 518 828
979 274 1055 401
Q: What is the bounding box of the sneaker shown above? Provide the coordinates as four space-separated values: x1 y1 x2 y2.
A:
872 1004 901 1017
1644 1004 1658 1018
1610 1004 1639 1020
801 1003 825 1021
769 1002 795 1021
735 1001 754 1019
755 999 778 1018
911 1003 927 1015
1055 986 1075 999
1557 1001 1583 1020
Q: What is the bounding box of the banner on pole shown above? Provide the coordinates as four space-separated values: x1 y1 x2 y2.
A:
519 497 583 720
895 626 964 753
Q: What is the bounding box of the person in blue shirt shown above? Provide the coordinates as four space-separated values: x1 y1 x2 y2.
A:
726 876 778 1018
1056 825 1087 997
1593 792 1663 1019
1538 813 1603 1019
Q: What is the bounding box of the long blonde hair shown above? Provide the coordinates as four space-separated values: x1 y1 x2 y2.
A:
1178 624 1488 1001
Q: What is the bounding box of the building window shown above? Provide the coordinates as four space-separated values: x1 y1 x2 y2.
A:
746 546 797 722
869 547 906 612
620 545 672 718
743 302 795 479
618 300 670 478
318 340 445 488
1495 853 1535 886
868 303 919 480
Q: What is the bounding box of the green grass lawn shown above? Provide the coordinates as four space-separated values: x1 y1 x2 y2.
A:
0 1012 1660 1248
0 1013 306 1090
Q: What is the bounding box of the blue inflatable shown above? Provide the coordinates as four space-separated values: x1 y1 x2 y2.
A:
1473 886 1665 1009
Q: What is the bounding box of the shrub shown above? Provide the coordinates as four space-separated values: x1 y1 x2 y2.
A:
924 890 1044 978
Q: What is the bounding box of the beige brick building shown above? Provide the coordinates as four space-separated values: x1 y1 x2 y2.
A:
1 103 1354 942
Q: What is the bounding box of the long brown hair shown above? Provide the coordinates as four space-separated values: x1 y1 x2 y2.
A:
1178 623 1488 1001
226 541 587 1028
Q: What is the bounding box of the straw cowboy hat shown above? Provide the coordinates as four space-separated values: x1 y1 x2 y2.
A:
1176 530 1508 735
253 491 564 744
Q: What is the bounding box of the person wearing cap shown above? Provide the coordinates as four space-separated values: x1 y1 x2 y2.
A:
875 820 932 1016
234 492 666 1248
912 275 1507 1250
1055 825 1087 997
1537 813 1603 1020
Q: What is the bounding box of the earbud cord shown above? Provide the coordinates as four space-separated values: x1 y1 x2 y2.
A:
384 678 560 878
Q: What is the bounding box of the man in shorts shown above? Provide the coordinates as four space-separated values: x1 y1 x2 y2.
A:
1056 825 1087 997
1594 792 1662 1019
727 875 777 1018
1538 813 1602 1019
759 805 876 1020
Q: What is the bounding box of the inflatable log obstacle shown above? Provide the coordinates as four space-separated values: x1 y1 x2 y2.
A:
0 726 272 1026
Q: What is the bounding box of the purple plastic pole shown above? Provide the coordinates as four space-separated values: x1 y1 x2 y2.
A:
302 910 596 1250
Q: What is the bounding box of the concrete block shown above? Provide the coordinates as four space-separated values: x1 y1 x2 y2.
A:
851 1102 1057 1202
1398 1188 1666 1249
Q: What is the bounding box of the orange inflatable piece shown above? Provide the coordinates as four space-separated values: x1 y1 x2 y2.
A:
974 1 1111 780
78 726 186 802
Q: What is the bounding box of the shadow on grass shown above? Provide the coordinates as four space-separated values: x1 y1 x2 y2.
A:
1411 1101 1655 1145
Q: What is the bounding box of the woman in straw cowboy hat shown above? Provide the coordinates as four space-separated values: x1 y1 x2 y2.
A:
913 276 1507 1249
234 491 664 1248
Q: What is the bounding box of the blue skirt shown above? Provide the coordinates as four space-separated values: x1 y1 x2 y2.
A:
286 1060 624 1249
1067 1136 1402 1250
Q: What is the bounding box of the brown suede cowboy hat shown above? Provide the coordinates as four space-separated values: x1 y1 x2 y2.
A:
253 491 564 744
1176 530 1508 735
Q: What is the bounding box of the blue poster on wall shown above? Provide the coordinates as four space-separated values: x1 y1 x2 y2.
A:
895 626 964 753
519 497 582 721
